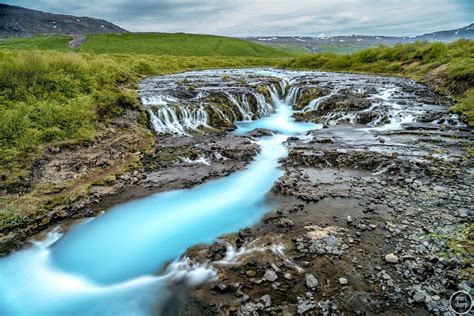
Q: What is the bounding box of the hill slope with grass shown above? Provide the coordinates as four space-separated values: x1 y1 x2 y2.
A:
0 32 294 57
281 40 474 125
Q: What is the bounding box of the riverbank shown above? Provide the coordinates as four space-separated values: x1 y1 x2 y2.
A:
0 67 471 315
0 130 260 254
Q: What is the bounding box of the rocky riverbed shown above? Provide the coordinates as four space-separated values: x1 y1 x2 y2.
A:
1 69 471 315
147 69 472 315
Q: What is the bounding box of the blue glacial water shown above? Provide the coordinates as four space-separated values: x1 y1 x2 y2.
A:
0 71 319 315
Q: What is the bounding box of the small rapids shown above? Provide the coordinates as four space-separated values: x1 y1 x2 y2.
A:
0 68 464 315
0 69 318 316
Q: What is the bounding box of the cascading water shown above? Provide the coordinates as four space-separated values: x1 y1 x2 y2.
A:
0 69 319 316
0 68 464 315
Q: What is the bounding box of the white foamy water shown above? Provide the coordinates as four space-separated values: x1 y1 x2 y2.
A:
0 69 319 316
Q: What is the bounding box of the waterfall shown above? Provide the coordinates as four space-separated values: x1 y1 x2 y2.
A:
140 75 305 136
209 105 234 123
268 84 282 104
302 88 338 112
226 93 253 121
252 91 274 117
148 105 209 135
279 80 288 97
285 86 300 105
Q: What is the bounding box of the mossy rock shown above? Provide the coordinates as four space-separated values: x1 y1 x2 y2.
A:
294 87 328 110
293 110 320 123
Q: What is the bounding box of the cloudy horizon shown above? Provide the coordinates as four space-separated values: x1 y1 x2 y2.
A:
3 0 474 37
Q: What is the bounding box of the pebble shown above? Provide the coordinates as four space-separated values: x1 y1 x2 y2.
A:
338 277 348 285
264 270 278 282
385 253 399 263
413 291 426 303
305 274 318 289
261 294 272 307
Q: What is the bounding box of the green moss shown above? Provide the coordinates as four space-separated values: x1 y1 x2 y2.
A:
91 174 117 186
450 88 474 126
294 87 326 110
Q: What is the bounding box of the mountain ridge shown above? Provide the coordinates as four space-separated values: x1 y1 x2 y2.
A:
243 23 474 53
0 3 127 38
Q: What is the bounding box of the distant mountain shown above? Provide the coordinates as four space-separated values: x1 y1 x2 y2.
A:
415 23 474 41
0 4 127 38
243 23 474 54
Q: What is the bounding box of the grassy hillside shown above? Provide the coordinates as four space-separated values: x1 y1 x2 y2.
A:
0 33 293 57
256 41 374 55
0 35 71 51
78 33 293 57
281 40 474 125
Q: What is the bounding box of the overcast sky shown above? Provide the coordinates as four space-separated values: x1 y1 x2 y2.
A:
4 0 474 36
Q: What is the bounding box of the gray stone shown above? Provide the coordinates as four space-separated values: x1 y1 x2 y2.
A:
413 291 426 302
264 269 278 282
297 298 316 314
339 277 348 285
385 253 399 263
261 294 272 307
305 274 318 289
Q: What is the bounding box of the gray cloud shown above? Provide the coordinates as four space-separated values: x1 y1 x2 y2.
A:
4 0 473 36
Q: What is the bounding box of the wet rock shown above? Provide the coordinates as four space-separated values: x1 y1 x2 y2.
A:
277 217 295 228
248 128 275 137
208 241 227 261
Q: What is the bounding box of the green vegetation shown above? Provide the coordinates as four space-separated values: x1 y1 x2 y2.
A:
0 33 294 57
0 40 286 231
281 40 474 125
0 50 283 186
260 42 373 55
430 224 474 279
0 35 72 51
0 33 290 189
78 33 293 57
0 35 472 233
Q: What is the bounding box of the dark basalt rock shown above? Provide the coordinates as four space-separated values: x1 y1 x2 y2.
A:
208 241 228 261
248 128 275 137
318 94 372 112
